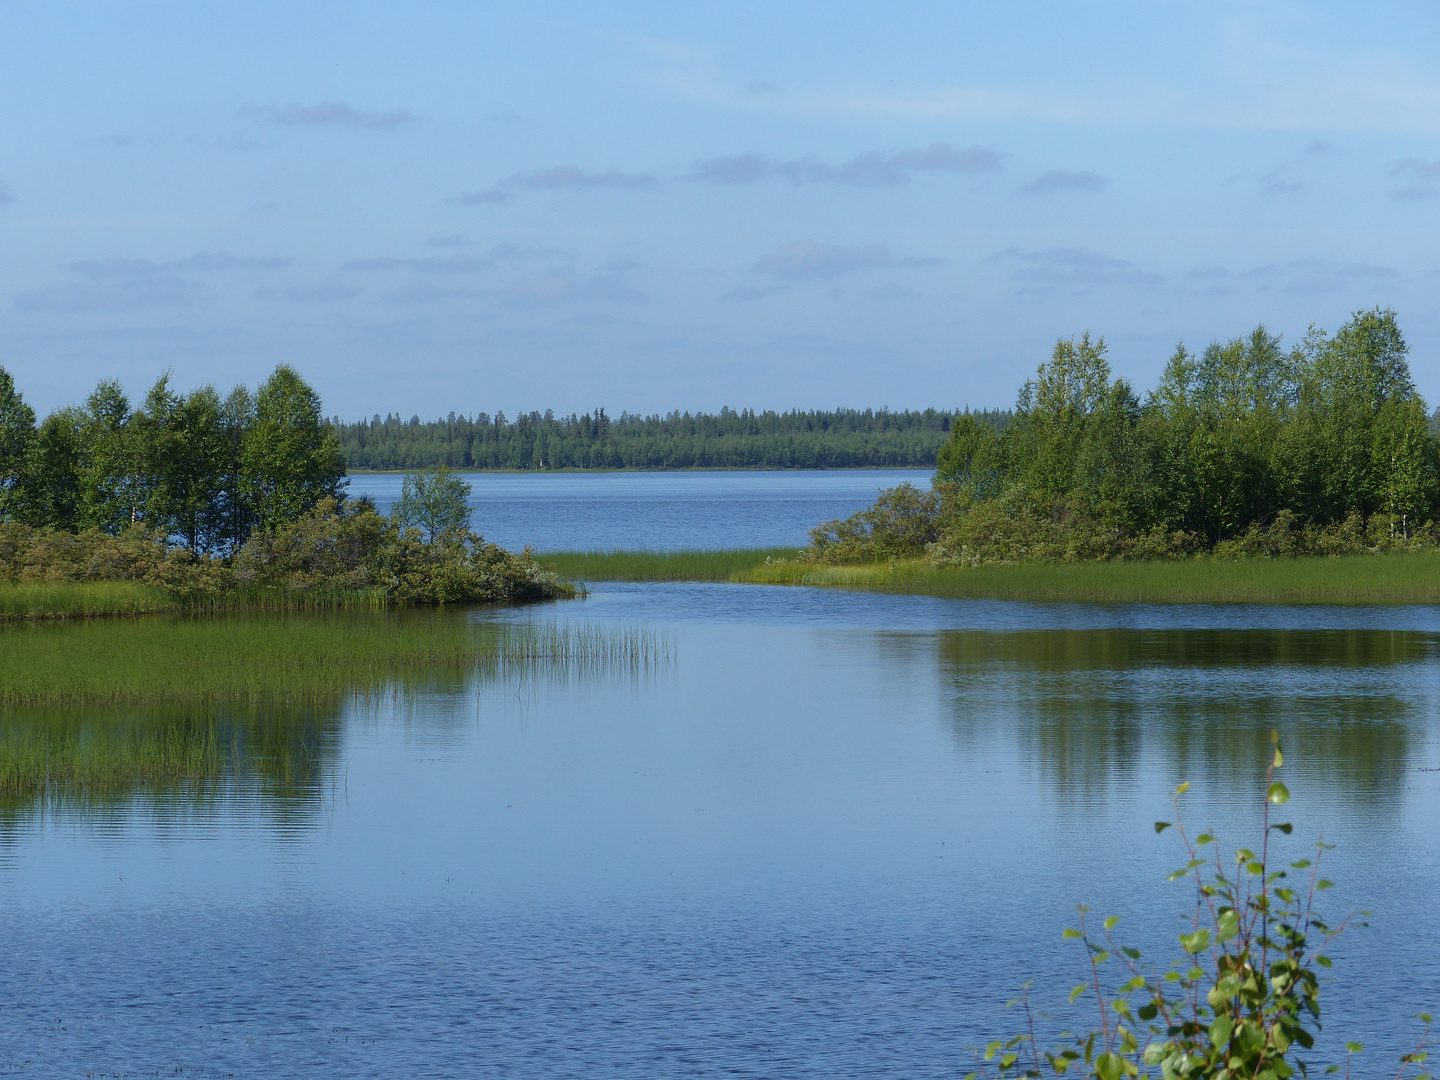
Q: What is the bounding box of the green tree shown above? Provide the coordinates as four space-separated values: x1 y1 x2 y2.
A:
215 385 256 552
241 366 345 532
131 375 185 535
0 365 37 522
23 408 85 530
1012 332 1112 498
79 380 140 533
936 413 1002 498
392 466 473 542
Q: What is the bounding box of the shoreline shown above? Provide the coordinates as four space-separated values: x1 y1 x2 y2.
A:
13 547 1440 619
551 549 1440 605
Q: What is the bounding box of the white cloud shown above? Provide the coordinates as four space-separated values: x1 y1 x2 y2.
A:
753 241 895 279
1018 170 1106 195
991 247 1162 289
693 143 1001 187
249 102 419 129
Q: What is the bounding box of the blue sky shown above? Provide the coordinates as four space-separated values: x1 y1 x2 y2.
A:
2 1 1439 418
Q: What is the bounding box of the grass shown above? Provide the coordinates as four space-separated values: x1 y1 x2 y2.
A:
0 610 668 706
735 551 1440 604
0 581 178 620
0 612 669 807
538 548 801 581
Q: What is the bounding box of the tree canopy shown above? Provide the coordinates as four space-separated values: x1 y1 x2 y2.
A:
816 309 1440 563
0 365 346 552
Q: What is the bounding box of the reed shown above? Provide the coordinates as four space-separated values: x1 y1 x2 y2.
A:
0 581 178 620
0 611 670 706
538 548 800 581
735 551 1440 604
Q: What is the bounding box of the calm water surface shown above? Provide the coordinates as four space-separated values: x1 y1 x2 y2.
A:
346 469 934 550
2 584 1439 1077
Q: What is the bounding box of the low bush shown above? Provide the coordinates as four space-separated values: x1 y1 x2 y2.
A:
972 735 1432 1080
0 496 573 614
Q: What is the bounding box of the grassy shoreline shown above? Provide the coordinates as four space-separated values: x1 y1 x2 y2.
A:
14 546 1440 614
538 548 800 582
735 552 1440 605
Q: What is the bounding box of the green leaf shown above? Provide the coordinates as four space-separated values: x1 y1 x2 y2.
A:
1316 955 1332 968
1346 1042 1364 1053
1196 833 1214 845
1273 745 1284 768
1216 910 1240 943
1271 822 1293 835
1070 984 1088 1004
1062 928 1083 939
1176 781 1191 795
1104 916 1121 931
1210 1014 1235 1047
1267 781 1290 805
1290 859 1311 869
1095 1051 1124 1080
1122 947 1141 960
1420 1013 1433 1024
1316 879 1334 891
1179 929 1211 954
1154 822 1172 834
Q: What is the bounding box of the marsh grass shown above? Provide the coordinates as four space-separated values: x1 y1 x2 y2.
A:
736 551 1440 604
0 610 669 706
0 612 668 809
0 581 177 620
539 548 800 581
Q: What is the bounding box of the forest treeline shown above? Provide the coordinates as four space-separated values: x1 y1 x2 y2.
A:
0 365 567 606
337 407 995 470
808 308 1440 564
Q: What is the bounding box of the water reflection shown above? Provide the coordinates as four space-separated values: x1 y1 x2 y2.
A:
0 699 345 830
930 628 1434 803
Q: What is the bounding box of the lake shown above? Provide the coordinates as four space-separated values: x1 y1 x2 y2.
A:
346 469 934 551
2 472 1438 1078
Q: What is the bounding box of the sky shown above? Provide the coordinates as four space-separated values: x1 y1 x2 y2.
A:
2 1 1439 420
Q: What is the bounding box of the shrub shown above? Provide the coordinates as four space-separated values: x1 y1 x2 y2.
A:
807 482 941 563
970 734 1431 1080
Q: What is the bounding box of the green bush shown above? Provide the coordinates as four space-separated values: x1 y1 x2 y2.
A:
0 496 573 611
806 482 941 563
972 734 1432 1080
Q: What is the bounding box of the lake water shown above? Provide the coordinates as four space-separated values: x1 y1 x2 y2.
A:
3 475 1440 1077
346 469 934 550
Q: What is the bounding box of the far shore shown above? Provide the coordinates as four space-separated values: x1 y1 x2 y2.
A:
346 466 935 475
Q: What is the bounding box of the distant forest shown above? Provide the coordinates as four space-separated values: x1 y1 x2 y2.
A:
336 407 1012 471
